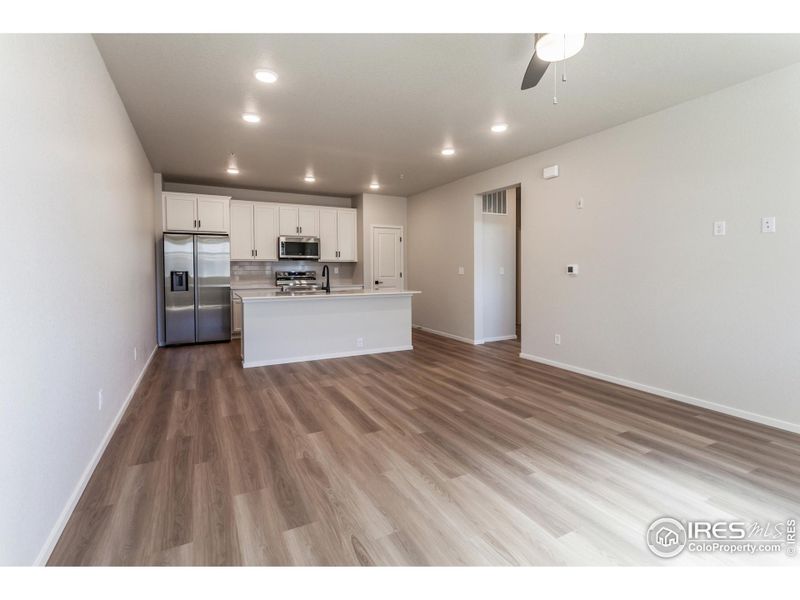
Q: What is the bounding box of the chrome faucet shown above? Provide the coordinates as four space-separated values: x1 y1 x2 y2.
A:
321 265 331 293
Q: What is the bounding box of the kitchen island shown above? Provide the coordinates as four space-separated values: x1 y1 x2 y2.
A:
234 289 420 367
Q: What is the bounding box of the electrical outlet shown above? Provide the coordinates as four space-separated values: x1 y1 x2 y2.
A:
98 389 103 411
356 337 364 348
334 267 339 275
713 221 726 236
458 266 465 275
761 216 776 233
554 334 561 345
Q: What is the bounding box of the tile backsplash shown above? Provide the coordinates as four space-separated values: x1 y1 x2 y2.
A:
231 261 358 288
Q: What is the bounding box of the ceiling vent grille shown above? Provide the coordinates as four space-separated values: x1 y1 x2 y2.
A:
482 190 507 215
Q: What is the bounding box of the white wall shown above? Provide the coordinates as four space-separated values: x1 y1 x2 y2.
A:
476 187 517 342
353 194 407 288
0 35 156 565
408 63 800 431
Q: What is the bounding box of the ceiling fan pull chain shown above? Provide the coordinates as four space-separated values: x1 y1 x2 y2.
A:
553 62 558 105
562 59 567 83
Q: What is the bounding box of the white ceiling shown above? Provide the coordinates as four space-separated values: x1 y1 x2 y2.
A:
94 34 800 197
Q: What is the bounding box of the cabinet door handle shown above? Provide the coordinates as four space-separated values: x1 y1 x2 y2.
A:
193 219 197 228
255 249 258 257
198 220 201 229
299 226 303 233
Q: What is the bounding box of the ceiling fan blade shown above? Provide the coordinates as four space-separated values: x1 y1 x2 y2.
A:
521 52 549 90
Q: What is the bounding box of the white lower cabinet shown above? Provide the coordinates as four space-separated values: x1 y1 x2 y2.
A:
318 208 357 262
232 294 243 336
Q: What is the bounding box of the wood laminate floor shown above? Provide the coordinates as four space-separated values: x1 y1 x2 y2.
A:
49 331 800 565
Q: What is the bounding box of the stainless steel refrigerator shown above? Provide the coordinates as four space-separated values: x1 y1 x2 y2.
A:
163 233 231 345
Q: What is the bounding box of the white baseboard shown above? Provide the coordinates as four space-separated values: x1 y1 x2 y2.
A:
243 345 413 368
413 325 478 345
34 344 159 566
519 352 800 435
479 334 518 343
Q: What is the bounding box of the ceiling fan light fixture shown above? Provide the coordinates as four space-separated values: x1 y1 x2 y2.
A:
535 33 585 63
226 153 239 175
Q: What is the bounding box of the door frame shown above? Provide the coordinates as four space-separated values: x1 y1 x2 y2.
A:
369 224 404 290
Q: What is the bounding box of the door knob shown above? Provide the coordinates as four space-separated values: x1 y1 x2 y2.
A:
375 280 383 285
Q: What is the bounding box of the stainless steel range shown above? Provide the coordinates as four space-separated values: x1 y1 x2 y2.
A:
275 270 320 292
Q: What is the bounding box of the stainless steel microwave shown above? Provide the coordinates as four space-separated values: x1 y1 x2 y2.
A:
278 236 320 260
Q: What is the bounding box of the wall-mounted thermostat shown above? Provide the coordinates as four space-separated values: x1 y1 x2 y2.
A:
566 264 579 276
543 165 559 180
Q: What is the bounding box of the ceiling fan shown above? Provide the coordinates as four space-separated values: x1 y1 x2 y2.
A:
521 33 586 90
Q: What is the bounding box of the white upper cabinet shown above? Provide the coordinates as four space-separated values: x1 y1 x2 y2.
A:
318 208 338 261
336 209 357 261
278 205 319 236
163 192 230 233
317 208 357 262
278 206 299 235
230 200 278 261
298 207 319 237
253 204 278 260
196 196 228 233
163 193 196 231
229 201 255 260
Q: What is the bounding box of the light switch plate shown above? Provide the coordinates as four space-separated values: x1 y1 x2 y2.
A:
499 267 505 275
458 266 465 275
577 197 584 209
761 217 776 233
714 221 726 236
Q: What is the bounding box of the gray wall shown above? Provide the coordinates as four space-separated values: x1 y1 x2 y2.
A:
354 194 408 289
163 181 352 208
409 63 800 431
0 35 156 564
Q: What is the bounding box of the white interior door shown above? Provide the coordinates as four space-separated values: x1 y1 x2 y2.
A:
371 226 403 290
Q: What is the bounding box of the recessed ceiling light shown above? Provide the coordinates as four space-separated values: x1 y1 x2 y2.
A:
491 123 508 133
242 113 261 123
369 182 380 190
226 167 239 175
441 147 455 156
254 69 278 84
304 175 316 183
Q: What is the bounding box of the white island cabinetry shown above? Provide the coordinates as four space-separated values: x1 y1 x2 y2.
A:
235 289 419 367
